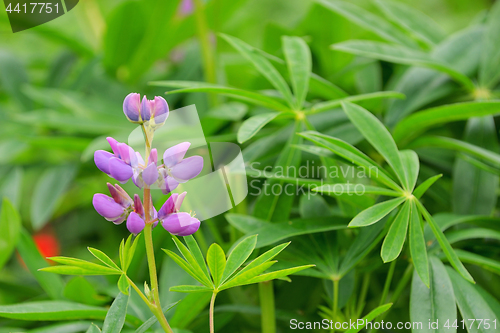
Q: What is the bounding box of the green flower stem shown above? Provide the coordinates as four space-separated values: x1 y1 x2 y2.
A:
141 124 173 333
379 260 396 307
193 0 218 106
144 223 173 333
259 281 276 333
126 275 150 306
331 279 339 333
371 263 413 333
210 291 218 333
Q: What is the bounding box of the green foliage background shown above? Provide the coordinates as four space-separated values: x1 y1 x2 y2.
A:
0 0 499 332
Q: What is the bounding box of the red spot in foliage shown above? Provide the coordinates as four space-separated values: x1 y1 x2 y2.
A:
33 232 60 258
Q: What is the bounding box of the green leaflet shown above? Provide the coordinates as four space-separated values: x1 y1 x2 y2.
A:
298 131 402 191
381 200 411 262
416 200 474 284
410 257 456 333
102 292 129 333
88 247 120 270
345 303 392 333
0 301 140 326
393 101 500 145
220 235 257 284
313 184 401 197
219 33 295 108
226 214 349 248
316 0 418 48
0 198 21 271
309 91 405 114
447 268 499 332
409 200 430 287
349 197 405 228
149 81 289 112
17 228 65 300
30 165 76 231
282 36 311 109
374 0 445 47
479 0 500 88
237 112 280 143
413 174 443 199
41 257 121 276
342 102 409 190
207 243 226 288
452 116 499 215
400 150 420 192
332 40 474 90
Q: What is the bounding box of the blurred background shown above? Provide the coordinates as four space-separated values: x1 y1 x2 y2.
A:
0 0 497 332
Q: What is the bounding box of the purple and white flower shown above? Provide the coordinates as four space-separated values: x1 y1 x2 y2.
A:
123 93 169 127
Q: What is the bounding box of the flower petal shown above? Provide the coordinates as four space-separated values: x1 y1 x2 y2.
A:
148 149 158 165
133 170 144 189
142 163 159 185
94 150 113 174
93 194 125 220
175 192 187 212
163 142 191 168
127 212 145 234
123 93 141 122
106 137 120 157
170 156 203 183
107 183 132 208
161 212 191 235
140 96 151 121
151 96 169 124
109 157 133 182
134 194 144 217
160 176 179 195
158 193 177 220
177 217 200 236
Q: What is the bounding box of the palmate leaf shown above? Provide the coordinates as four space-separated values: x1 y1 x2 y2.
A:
332 40 475 90
342 102 409 190
410 257 456 332
163 249 210 287
282 36 311 109
171 237 213 287
184 235 211 282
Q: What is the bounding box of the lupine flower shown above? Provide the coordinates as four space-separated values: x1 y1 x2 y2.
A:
94 138 159 187
179 0 193 16
158 142 204 194
123 93 169 127
92 183 133 224
158 192 200 236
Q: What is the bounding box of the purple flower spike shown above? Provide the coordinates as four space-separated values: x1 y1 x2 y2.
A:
158 191 199 236
93 194 126 222
127 212 145 234
123 93 142 123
